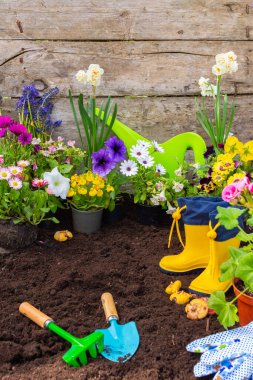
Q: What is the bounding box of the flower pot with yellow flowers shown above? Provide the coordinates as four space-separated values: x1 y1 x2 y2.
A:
67 171 115 234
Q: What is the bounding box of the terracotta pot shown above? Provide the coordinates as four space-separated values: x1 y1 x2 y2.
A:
71 206 103 234
233 281 253 326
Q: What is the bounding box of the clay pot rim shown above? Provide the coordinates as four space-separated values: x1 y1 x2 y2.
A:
233 279 253 303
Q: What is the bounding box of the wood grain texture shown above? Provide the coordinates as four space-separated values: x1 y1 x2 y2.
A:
1 0 253 41
2 95 253 143
0 40 252 97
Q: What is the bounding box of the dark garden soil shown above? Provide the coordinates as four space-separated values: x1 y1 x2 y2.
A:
0 208 226 380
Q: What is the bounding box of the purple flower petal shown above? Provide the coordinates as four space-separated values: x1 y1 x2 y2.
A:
9 123 27 135
105 136 126 163
92 148 116 177
18 131 33 145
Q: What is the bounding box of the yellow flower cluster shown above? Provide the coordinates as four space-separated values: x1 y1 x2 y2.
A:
224 136 253 162
211 153 235 186
67 171 114 198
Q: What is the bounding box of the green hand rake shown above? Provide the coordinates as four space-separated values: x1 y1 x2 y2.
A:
19 302 104 367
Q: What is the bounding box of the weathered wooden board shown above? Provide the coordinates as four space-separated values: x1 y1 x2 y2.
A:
2 96 253 143
0 40 253 97
1 0 252 41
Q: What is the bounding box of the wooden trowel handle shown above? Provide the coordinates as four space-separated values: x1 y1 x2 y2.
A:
19 302 53 329
101 293 119 322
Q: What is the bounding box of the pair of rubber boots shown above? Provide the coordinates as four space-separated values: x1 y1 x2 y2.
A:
159 197 242 296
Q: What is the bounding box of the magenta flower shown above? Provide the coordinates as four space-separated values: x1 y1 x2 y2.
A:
222 184 241 202
0 128 7 138
18 131 32 145
9 123 27 135
235 176 250 192
0 116 13 129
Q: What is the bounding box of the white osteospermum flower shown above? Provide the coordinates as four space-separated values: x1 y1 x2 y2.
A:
8 178 22 190
0 168 11 180
120 160 138 177
212 64 227 76
137 140 151 149
138 155 154 168
43 167 70 199
173 181 184 193
156 164 166 175
76 70 87 83
86 64 104 86
152 140 164 153
130 144 149 159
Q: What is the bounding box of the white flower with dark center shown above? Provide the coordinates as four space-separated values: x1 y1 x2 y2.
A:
120 160 138 177
137 140 151 149
138 155 154 168
0 168 11 180
8 178 22 190
130 144 149 159
43 167 70 199
152 140 164 153
156 164 166 175
173 181 184 193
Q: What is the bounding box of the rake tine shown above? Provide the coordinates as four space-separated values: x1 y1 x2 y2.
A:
88 343 98 359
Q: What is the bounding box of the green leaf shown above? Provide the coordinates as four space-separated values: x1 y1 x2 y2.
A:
68 90 85 151
235 252 253 291
40 207 50 213
208 291 238 329
216 206 245 230
59 164 73 174
247 214 253 227
50 217 60 224
237 229 253 243
219 246 246 282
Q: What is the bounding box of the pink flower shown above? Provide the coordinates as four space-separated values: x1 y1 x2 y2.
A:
8 166 23 176
65 157 71 164
248 183 253 193
41 150 50 157
235 176 250 191
32 162 38 171
57 136 64 142
0 155 4 165
17 160 30 168
32 178 48 187
8 178 22 190
67 140 75 147
0 128 7 138
48 145 57 154
46 187 54 195
222 184 241 202
18 131 32 145
9 123 27 135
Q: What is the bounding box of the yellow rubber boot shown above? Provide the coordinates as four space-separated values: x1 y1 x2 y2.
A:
159 197 227 275
189 222 241 296
159 224 210 274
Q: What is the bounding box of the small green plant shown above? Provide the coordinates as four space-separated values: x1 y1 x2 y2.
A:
208 205 253 329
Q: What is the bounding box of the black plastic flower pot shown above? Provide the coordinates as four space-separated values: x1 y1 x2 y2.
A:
135 203 164 226
103 202 125 225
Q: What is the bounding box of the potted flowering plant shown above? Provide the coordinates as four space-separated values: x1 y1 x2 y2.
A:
196 51 238 154
67 171 115 234
69 64 117 169
208 177 253 328
118 140 169 225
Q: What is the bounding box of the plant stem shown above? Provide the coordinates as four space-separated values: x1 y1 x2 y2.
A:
230 286 249 305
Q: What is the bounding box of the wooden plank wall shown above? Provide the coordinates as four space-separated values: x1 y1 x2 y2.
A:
0 1 253 143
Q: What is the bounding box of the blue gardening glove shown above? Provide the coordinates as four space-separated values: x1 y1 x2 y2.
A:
186 322 253 380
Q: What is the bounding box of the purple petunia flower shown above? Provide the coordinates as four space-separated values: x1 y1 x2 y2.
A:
105 136 126 163
9 123 27 135
92 148 116 177
18 131 33 145
34 144 42 154
0 116 13 129
0 128 7 138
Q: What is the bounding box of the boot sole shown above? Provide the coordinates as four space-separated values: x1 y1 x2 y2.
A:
159 267 205 276
188 285 232 297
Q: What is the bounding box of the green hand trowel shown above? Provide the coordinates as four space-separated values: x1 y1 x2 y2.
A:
19 302 104 367
96 293 140 362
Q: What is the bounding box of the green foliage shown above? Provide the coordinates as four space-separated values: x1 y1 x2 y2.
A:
215 206 245 230
209 291 239 329
69 91 117 169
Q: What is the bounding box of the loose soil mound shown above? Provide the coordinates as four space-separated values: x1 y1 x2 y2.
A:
0 216 224 380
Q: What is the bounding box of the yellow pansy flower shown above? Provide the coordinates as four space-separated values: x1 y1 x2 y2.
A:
97 189 103 197
240 141 253 162
224 136 243 157
78 178 86 186
211 171 226 185
227 172 246 185
71 181 77 188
